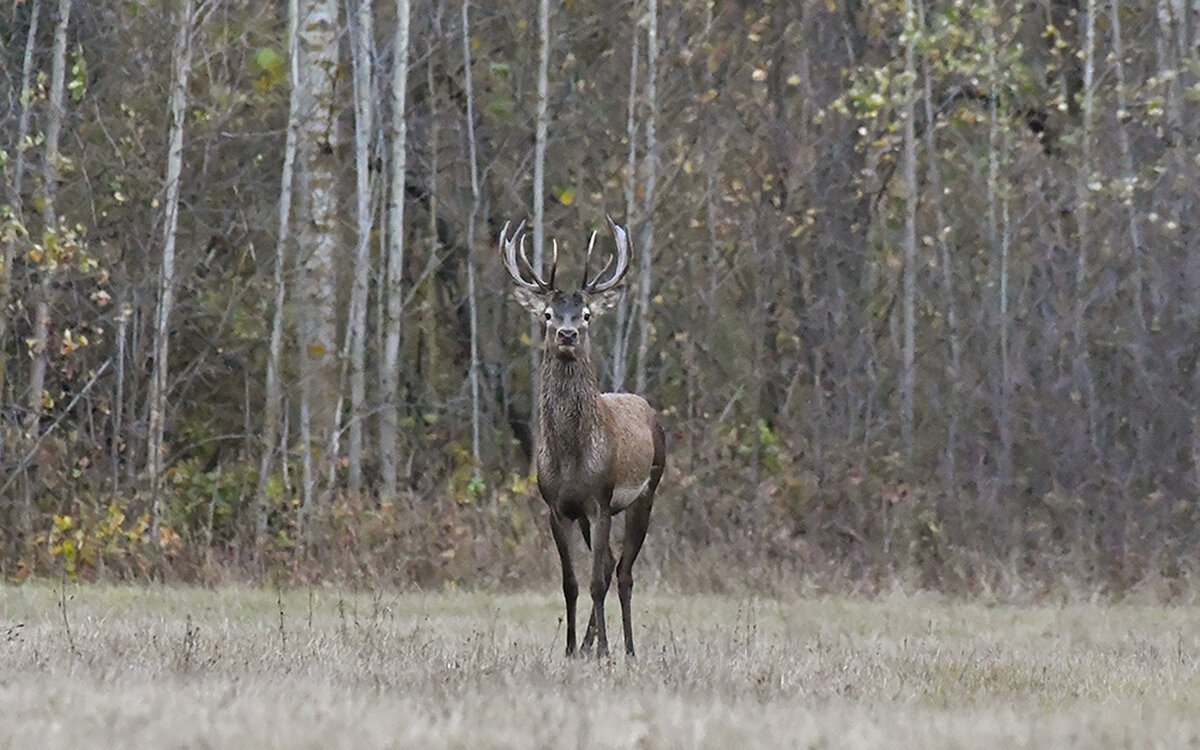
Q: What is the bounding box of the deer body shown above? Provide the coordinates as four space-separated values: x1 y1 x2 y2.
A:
539 364 657 514
501 218 665 658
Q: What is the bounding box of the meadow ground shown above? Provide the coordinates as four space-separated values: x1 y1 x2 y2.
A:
2 583 1199 749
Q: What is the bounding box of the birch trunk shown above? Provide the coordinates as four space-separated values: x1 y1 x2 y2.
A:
23 0 72 535
345 0 375 491
256 0 302 543
296 0 342 507
899 0 917 461
633 0 658 395
983 0 1013 487
700 0 717 464
30 0 73 416
1072 0 1100 462
1110 0 1148 353
461 0 483 471
113 306 130 493
610 2 639 393
148 0 196 541
10 0 40 221
33 0 72 410
531 0 551 416
380 0 410 501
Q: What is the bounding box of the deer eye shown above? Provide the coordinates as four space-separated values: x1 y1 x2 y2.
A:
543 310 552 322
582 309 591 322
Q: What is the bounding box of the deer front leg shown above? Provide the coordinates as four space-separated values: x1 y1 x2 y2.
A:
587 509 613 657
548 510 578 656
581 538 614 652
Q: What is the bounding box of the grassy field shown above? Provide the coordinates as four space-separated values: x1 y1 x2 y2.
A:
2 583 1200 749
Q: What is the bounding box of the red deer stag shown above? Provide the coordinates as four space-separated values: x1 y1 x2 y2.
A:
499 217 666 658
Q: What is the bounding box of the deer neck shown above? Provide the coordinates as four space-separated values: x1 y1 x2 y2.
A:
538 348 602 462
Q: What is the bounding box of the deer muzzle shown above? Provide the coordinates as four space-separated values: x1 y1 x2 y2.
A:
557 328 578 347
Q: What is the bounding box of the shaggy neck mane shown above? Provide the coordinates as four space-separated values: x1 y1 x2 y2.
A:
539 348 600 460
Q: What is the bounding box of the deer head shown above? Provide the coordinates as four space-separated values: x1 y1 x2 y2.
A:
499 217 631 360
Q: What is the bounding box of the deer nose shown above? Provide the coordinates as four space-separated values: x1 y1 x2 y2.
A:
557 328 578 346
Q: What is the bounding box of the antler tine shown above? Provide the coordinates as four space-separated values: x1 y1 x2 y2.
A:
580 230 598 289
584 215 632 294
588 252 614 290
517 232 532 272
499 219 542 291
501 219 559 292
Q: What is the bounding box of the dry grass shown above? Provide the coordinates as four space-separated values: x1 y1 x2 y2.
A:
2 583 1200 749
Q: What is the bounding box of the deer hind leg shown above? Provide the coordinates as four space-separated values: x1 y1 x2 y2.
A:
618 423 664 657
548 510 578 656
617 495 653 657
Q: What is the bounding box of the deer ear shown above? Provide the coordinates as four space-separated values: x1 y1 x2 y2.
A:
512 286 546 315
585 286 624 315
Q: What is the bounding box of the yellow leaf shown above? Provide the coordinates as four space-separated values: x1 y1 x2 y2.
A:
558 188 575 206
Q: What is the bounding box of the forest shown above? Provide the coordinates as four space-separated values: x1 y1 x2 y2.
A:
1 0 1199 595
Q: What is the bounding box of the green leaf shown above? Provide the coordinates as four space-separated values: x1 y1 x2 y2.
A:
253 46 285 73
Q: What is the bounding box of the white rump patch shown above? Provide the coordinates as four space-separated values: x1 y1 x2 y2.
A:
611 478 650 511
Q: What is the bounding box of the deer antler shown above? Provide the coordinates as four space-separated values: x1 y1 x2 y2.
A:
582 216 631 294
580 230 599 290
499 220 557 292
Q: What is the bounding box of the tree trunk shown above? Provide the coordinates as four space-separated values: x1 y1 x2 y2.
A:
634 0 658 395
9 0 40 222
531 0 551 417
899 0 917 461
1 0 40 525
380 0 411 501
1071 0 1099 465
918 0 961 500
461 0 482 472
345 0 375 492
148 0 196 542
112 306 130 494
610 2 639 393
1110 0 1149 362
698 0 718 466
33 0 72 406
24 0 72 537
983 0 1013 488
296 0 342 507
256 0 302 544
